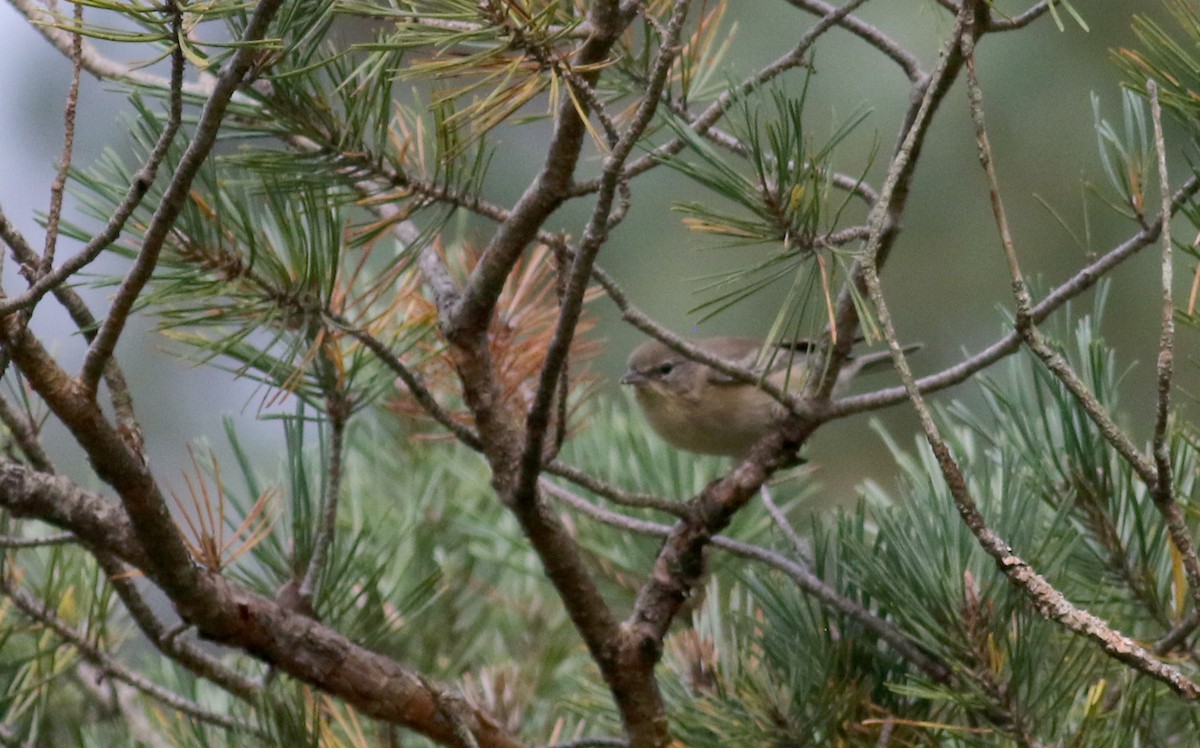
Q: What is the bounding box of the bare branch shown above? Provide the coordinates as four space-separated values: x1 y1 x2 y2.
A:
967 29 1200 629
1146 79 1200 617
40 0 83 273
1 198 147 449
591 264 795 404
759 483 809 559
5 0 213 95
781 0 922 80
545 460 690 517
73 662 173 748
299 392 350 604
0 142 175 319
1150 76 1177 502
328 312 483 450
0 532 75 548
0 388 53 472
985 1 1052 32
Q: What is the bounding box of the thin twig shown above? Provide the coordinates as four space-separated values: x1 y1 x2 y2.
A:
40 0 84 273
73 661 173 748
782 0 921 80
971 36 1200 629
78 0 285 393
805 0 973 405
94 553 264 702
1157 608 1200 654
0 203 145 451
544 460 690 517
826 175 1200 419
1146 80 1200 618
0 22 185 322
0 573 263 735
8 0 230 98
326 312 483 450
299 393 350 604
985 1 1051 32
759 483 809 559
576 0 885 198
445 1 629 336
1150 76 1177 502
0 532 75 548
0 389 53 472
590 263 795 403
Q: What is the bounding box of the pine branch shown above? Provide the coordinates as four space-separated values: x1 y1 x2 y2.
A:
299 393 349 605
0 458 525 748
0 532 75 549
850 0 1200 702
0 9 184 323
0 572 264 736
573 0 880 204
540 477 951 682
78 0 284 393
445 1 629 337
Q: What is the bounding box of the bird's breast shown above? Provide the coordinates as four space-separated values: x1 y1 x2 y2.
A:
635 384 783 458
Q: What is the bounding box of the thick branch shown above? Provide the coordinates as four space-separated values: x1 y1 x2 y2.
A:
0 459 524 748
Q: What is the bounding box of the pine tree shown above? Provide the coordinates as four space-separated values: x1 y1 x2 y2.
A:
0 1 1199 746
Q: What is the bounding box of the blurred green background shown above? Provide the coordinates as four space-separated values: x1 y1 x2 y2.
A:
0 0 1189 504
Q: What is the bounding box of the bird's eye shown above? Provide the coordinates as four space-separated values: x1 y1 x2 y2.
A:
657 362 675 376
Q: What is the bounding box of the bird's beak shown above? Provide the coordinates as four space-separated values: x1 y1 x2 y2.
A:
620 369 644 386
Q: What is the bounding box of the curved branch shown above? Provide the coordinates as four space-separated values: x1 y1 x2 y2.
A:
781 0 922 80
540 477 951 682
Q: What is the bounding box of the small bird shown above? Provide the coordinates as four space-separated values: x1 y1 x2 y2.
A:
621 336 913 458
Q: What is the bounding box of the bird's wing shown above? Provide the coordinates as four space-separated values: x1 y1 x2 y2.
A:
700 337 787 385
